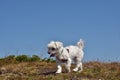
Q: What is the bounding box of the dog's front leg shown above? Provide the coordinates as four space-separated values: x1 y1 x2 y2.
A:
56 60 62 73
56 64 62 73
65 58 71 72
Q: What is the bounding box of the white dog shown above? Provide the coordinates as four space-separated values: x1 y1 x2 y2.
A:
47 39 84 73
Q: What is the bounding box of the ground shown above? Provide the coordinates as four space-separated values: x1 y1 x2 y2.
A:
0 61 120 80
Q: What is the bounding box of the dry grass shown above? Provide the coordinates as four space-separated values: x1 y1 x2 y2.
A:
0 61 120 80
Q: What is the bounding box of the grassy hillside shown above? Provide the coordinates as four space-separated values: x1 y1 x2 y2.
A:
0 55 120 80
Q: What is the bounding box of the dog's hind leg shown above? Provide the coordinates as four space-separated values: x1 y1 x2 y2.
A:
78 62 83 72
73 62 83 72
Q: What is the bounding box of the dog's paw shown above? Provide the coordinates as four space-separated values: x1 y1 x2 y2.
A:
73 68 78 72
56 71 61 74
56 70 62 73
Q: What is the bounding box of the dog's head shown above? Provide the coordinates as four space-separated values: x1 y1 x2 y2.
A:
47 41 63 57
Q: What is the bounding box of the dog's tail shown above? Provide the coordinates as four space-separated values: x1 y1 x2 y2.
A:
77 39 84 49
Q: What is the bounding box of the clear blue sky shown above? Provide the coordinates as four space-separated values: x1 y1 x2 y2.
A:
0 0 120 61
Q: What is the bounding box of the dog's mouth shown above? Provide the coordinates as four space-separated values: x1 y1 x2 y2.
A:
50 54 55 57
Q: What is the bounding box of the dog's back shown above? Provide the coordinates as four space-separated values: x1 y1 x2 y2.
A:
65 39 84 62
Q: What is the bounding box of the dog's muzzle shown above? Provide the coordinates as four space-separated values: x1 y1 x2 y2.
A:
48 51 55 57
50 54 55 57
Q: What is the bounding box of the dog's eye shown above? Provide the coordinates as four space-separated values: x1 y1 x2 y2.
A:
48 47 56 51
51 48 55 51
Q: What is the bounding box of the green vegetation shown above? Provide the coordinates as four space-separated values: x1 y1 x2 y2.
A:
0 55 55 65
15 55 41 62
0 55 120 80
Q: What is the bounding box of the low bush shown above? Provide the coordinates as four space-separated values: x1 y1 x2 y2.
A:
15 55 29 62
29 55 41 62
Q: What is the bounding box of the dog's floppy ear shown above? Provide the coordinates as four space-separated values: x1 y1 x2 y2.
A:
55 41 63 49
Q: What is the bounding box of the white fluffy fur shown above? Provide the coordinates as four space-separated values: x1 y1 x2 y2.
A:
47 39 84 73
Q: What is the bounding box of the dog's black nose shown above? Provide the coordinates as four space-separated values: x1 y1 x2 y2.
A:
48 51 50 54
